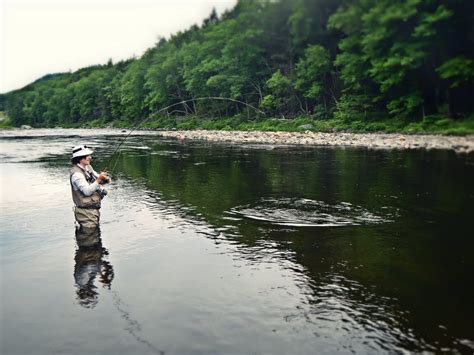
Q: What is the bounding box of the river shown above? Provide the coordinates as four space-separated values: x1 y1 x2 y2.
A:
1 129 473 354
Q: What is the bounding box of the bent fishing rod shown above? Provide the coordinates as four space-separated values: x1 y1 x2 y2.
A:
104 97 266 176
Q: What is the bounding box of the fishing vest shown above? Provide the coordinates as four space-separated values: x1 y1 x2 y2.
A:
70 165 101 209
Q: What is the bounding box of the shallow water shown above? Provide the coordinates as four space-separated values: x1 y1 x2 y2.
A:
1 128 473 354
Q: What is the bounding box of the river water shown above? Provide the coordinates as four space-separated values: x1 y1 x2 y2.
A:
1 129 473 354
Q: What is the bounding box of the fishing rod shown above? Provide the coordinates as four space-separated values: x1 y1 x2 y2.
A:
104 97 266 176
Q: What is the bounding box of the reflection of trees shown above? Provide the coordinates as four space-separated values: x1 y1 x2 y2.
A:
112 139 474 242
74 243 115 309
109 139 474 352
112 141 474 270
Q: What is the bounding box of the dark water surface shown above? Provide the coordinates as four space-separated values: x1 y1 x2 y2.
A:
1 129 473 354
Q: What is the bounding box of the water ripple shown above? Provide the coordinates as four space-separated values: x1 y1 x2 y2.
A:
227 198 395 227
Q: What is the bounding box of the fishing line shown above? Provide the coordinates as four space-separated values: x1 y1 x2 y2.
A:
105 97 266 175
109 290 165 355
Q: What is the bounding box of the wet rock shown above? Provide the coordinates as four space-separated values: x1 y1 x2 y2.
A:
452 144 468 151
154 130 474 153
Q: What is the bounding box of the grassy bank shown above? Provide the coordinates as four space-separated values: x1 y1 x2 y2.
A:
10 113 473 136
80 114 474 136
0 112 13 129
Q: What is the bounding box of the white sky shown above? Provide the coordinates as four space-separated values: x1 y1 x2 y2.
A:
1 0 238 93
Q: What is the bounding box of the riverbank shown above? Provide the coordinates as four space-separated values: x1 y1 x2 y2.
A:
129 114 474 136
2 126 473 153
156 129 474 153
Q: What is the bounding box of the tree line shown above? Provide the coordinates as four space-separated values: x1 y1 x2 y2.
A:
1 0 473 128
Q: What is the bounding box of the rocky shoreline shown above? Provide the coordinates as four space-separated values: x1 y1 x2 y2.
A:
155 130 474 153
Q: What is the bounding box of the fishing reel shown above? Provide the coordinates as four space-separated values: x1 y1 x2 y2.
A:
99 188 108 198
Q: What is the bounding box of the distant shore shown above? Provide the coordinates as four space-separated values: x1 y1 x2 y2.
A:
3 127 473 153
155 129 474 153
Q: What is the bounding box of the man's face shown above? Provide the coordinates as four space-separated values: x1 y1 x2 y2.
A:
80 155 92 166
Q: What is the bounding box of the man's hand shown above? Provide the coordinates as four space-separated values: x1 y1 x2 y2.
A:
96 172 110 184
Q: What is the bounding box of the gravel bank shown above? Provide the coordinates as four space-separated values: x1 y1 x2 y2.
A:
156 130 474 153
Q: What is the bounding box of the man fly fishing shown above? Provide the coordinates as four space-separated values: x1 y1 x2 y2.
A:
70 145 111 247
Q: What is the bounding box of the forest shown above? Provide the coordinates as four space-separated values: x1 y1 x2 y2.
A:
1 0 473 133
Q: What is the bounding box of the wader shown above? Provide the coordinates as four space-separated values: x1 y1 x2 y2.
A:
74 207 101 248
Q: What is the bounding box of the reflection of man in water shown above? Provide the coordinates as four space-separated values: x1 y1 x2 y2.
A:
74 231 114 308
70 145 110 247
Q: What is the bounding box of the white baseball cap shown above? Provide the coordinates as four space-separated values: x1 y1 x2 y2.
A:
72 145 94 158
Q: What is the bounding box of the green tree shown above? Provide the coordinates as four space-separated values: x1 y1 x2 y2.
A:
294 44 332 115
118 58 149 121
329 0 473 119
145 43 190 115
261 70 299 117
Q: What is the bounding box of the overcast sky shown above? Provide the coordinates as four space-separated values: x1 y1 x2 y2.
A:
1 0 238 93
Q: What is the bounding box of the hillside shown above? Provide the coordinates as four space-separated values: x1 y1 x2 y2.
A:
1 0 473 133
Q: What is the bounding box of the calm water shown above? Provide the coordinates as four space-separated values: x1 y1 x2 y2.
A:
1 129 473 354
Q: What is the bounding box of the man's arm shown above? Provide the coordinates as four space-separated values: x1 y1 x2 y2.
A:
71 172 100 196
